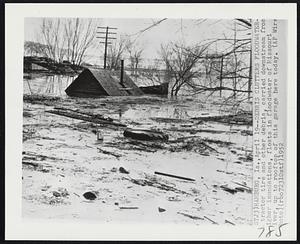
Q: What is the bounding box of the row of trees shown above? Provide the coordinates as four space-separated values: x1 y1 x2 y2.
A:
25 18 99 66
24 18 144 71
25 18 252 100
158 19 252 98
104 19 252 99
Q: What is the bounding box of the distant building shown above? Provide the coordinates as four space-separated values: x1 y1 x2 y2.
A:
65 68 144 97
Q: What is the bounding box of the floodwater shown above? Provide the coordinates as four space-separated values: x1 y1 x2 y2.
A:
22 74 253 225
23 73 75 97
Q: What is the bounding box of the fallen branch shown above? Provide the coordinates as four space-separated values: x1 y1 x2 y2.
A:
191 112 252 126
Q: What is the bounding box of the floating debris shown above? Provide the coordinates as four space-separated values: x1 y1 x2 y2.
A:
220 185 238 194
124 128 169 141
119 167 129 174
154 171 195 182
83 191 97 200
119 206 139 210
225 219 235 225
52 191 61 197
98 148 122 158
47 108 126 127
204 215 218 224
177 212 204 220
158 207 166 213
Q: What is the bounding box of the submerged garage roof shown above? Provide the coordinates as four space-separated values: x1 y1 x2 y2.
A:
65 68 143 97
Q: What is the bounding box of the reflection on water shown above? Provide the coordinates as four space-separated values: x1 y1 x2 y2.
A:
24 74 75 97
120 102 219 121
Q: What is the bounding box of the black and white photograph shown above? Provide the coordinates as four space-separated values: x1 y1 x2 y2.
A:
4 2 297 241
22 17 254 225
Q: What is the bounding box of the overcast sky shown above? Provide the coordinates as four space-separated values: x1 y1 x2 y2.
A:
24 18 244 65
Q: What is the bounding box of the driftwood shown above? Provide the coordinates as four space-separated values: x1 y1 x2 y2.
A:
150 117 188 123
127 140 166 150
204 216 218 225
169 136 219 153
231 181 252 193
177 212 204 220
191 112 252 126
119 206 139 209
220 185 238 194
54 107 113 121
124 128 168 141
47 109 126 127
154 171 195 182
167 127 228 134
97 148 122 158
124 177 191 195
225 219 235 225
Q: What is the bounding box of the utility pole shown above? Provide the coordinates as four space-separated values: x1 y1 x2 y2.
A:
96 26 117 69
120 60 124 86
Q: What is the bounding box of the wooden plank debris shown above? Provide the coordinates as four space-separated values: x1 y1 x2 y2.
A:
225 219 235 225
204 215 218 225
97 148 122 158
154 171 195 182
47 108 126 127
177 212 204 220
191 112 252 126
124 128 168 141
119 206 139 209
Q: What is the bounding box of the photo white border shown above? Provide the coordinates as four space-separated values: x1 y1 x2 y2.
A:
5 3 297 240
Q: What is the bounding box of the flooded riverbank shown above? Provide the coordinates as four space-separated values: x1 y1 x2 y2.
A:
22 74 253 225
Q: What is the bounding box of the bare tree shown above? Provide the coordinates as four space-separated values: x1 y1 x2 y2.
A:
106 35 128 70
125 40 144 78
36 18 98 65
160 42 209 96
38 19 63 61
64 18 97 65
178 19 252 100
138 59 166 86
24 41 47 57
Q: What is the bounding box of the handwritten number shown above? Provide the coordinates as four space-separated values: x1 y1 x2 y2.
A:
266 225 274 237
258 227 265 238
275 223 288 237
258 223 288 238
